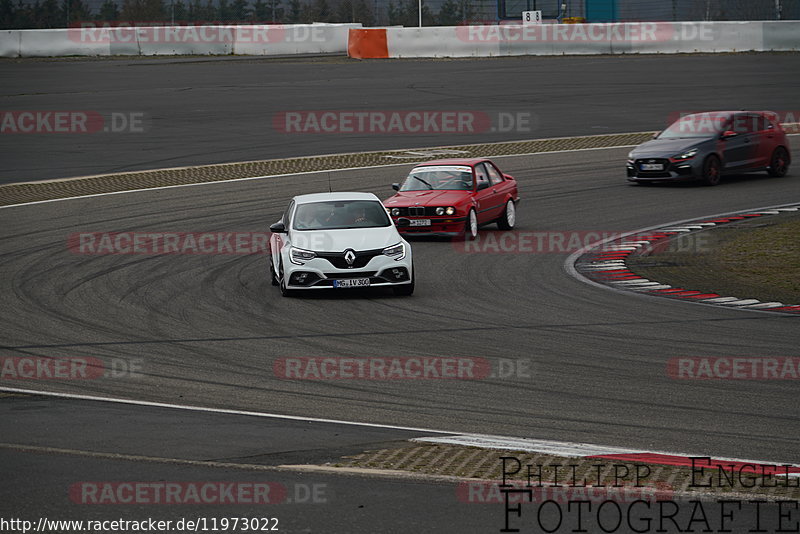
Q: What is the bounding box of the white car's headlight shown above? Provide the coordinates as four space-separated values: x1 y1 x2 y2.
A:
674 148 699 160
290 246 316 265
382 242 405 261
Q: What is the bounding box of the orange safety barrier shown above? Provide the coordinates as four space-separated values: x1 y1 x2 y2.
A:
347 28 389 59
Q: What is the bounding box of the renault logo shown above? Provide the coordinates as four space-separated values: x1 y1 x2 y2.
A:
344 249 356 266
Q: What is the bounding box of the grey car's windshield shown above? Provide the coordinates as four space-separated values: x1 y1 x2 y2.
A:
400 166 473 191
293 200 391 231
658 113 729 139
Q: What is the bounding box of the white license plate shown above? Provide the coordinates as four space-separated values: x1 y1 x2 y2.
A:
640 163 664 171
333 278 370 288
409 219 431 226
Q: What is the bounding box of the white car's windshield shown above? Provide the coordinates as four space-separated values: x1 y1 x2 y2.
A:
400 166 473 191
293 200 391 231
658 113 729 139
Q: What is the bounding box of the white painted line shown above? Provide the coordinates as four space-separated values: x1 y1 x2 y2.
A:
610 279 651 284
718 299 761 306
0 386 459 436
744 302 785 309
701 297 741 303
413 436 644 457
2 386 798 469
0 442 284 472
631 285 672 290
412 436 800 467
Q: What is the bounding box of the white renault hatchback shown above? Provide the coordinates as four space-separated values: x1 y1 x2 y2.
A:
269 192 414 297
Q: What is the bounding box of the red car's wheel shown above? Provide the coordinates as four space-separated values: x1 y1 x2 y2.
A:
496 200 516 230
463 209 478 240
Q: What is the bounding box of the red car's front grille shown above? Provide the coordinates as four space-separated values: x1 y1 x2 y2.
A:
395 206 438 216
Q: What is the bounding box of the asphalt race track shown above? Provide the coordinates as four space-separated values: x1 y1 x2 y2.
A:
1 53 800 184
1 54 799 532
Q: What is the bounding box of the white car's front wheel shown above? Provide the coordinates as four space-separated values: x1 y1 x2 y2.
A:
278 260 295 297
393 264 414 296
269 256 279 286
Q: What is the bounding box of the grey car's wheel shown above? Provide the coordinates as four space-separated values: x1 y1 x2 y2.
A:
767 147 790 177
463 209 478 240
702 156 721 186
496 200 516 230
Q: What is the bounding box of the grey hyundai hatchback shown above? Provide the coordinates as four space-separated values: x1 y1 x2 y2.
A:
627 111 791 186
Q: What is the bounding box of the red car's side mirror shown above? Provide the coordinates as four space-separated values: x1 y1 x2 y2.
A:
721 130 738 139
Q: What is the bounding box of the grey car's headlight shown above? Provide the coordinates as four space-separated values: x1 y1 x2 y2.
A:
382 242 405 260
290 246 316 265
674 148 699 160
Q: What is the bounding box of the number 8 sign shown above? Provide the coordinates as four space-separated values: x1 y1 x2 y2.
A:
522 10 542 24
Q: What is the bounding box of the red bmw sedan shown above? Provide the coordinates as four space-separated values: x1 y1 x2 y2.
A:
383 158 520 239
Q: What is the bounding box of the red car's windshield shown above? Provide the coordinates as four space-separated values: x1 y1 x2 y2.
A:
400 166 473 191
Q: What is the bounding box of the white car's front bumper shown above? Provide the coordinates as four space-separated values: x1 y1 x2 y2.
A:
281 248 413 290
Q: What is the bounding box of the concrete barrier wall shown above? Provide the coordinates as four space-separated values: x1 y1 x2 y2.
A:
0 23 360 58
348 21 800 59
0 30 21 57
